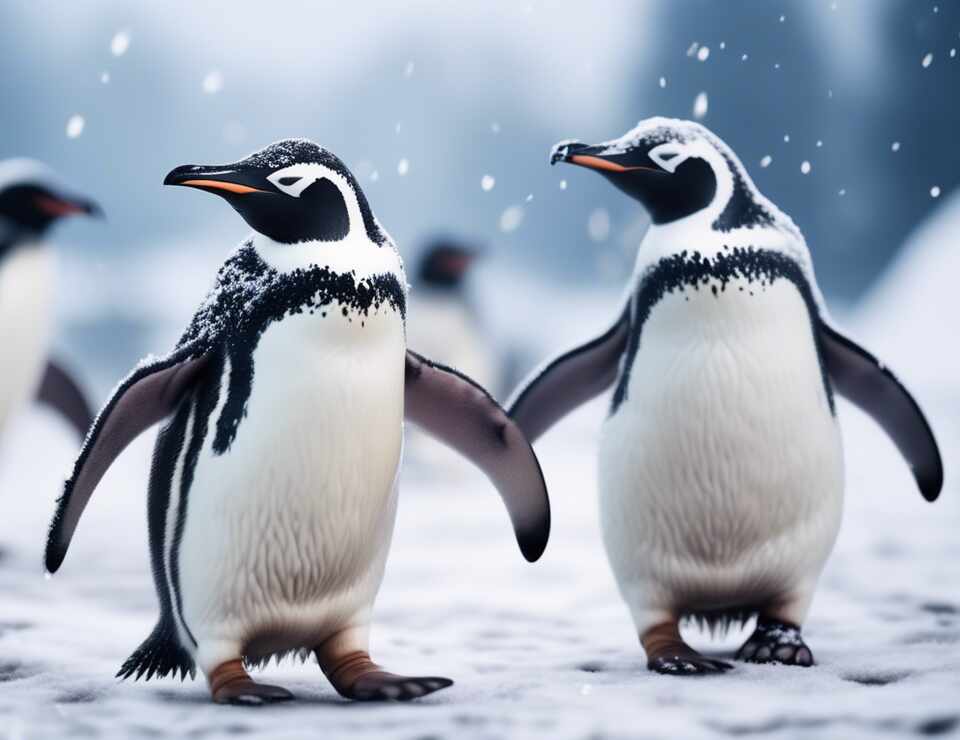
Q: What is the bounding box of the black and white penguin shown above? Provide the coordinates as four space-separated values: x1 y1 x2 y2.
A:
407 238 497 390
0 159 98 443
44 139 550 704
508 118 942 674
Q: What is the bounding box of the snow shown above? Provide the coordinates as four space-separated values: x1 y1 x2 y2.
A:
692 91 708 120
480 175 495 192
892 141 901 152
110 30 130 57
202 71 223 94
3 172 958 740
760 155 772 168
396 158 409 176
801 160 812 174
587 208 610 242
498 205 523 232
930 186 941 198
922 52 933 68
65 115 85 139
697 46 710 62
659 76 667 88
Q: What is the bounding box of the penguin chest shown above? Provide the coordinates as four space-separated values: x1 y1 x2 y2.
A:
0 245 54 432
598 276 844 604
177 306 406 640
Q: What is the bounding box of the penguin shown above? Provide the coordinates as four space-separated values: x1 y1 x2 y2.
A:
0 159 98 444
407 238 496 391
507 118 942 674
44 139 550 704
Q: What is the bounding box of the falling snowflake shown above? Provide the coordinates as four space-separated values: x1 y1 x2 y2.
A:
930 186 941 198
370 170 380 182
100 71 110 84
110 30 130 56
800 161 811 175
403 61 415 78
481 175 495 191
741 53 749 61
397 158 409 176
686 42 699 57
784 134 790 143
491 122 501 134
697 46 710 62
951 49 957 58
838 188 847 196
719 41 726 50
499 206 524 232
891 141 901 152
692 91 708 119
65 115 85 139
659 76 667 88
816 140 823 148
587 208 610 242
525 193 534 202
202 71 223 94
760 155 772 168
559 180 568 190
922 53 933 68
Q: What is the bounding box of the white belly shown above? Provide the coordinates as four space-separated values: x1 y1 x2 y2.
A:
598 277 844 624
0 245 54 441
175 304 406 660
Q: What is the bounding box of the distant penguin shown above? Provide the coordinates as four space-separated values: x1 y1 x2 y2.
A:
406 238 497 392
508 118 942 674
0 159 98 444
45 139 550 704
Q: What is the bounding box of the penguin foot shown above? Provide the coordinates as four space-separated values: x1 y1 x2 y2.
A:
209 659 295 705
641 621 733 676
736 618 814 666
318 648 452 701
345 671 454 702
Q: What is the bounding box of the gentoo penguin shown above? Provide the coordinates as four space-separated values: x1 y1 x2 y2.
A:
44 139 550 704
0 160 98 443
508 118 942 674
407 238 497 391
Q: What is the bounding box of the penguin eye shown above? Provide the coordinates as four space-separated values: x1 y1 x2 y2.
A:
658 152 679 162
278 177 301 187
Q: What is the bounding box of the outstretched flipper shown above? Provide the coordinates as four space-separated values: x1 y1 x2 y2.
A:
35 359 94 440
404 350 550 562
45 343 212 573
819 320 943 501
507 303 631 442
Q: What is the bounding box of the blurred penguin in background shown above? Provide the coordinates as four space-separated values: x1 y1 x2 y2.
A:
406 236 499 392
0 159 98 451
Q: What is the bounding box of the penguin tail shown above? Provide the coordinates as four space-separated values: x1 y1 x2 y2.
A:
117 617 196 682
683 607 758 637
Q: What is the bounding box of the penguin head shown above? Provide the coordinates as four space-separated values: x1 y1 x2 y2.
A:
164 139 385 246
551 117 765 229
0 159 102 240
416 238 480 290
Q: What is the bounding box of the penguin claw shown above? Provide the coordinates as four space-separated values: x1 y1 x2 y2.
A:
649 655 733 675
735 618 815 667
348 673 453 702
213 680 294 705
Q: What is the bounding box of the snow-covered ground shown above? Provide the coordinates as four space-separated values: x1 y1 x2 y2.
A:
2 223 959 738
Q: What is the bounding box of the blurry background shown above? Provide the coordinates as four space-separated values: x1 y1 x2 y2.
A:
1 0 958 394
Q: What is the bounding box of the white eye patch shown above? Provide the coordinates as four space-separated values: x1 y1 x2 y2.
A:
268 163 331 198
648 143 689 173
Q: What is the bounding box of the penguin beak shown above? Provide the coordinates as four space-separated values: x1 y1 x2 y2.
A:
550 141 661 173
34 193 103 220
163 164 272 196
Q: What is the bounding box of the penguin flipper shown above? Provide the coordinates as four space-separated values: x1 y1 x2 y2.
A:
819 320 943 502
404 350 550 562
45 345 212 573
35 359 95 440
506 303 631 442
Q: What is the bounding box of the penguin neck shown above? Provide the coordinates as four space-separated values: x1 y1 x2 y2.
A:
250 231 405 285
